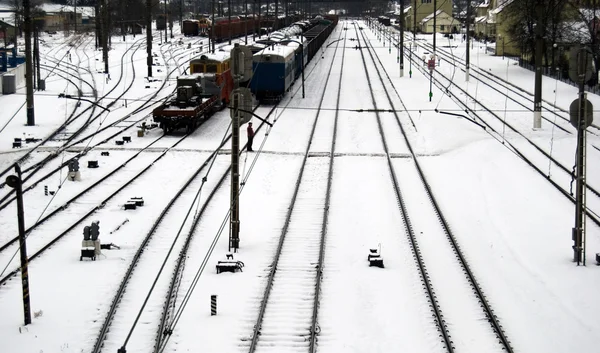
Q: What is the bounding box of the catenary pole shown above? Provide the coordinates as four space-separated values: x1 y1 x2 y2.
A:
400 0 404 77
433 0 437 53
230 47 241 252
23 0 35 125
465 0 470 81
5 165 32 326
573 48 589 265
146 0 153 77
413 0 417 45
35 26 41 89
212 0 216 53
101 0 109 74
533 0 543 128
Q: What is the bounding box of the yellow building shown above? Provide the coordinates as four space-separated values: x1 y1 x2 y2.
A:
408 0 453 32
474 1 492 38
490 0 520 57
420 10 458 34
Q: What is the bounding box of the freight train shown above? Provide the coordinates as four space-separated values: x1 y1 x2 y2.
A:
250 15 338 100
153 14 338 132
378 16 391 26
182 20 200 37
181 14 302 40
152 52 234 133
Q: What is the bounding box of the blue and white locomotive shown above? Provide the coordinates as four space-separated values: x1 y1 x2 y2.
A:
248 15 339 101
250 45 298 100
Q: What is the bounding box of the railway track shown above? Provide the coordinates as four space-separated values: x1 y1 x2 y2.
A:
0 37 144 188
89 103 269 353
0 34 270 214
0 131 196 286
0 39 220 263
240 25 346 353
385 24 600 228
355 22 513 353
419 35 600 135
375 23 600 138
380 26 600 154
0 38 202 212
109 26 347 353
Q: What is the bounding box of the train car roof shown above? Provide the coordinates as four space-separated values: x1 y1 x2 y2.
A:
212 16 240 22
254 45 296 59
282 37 306 48
192 51 230 62
250 42 269 49
268 32 286 41
219 44 236 53
178 73 203 80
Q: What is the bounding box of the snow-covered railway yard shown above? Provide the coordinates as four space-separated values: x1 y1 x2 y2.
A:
0 18 599 353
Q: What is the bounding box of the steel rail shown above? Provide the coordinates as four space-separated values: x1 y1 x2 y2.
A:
354 21 455 353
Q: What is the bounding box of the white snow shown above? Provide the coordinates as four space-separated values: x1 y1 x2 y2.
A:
0 19 598 353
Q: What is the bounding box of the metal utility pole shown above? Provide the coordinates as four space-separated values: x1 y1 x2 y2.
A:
274 0 278 30
170 1 174 39
433 0 437 53
230 47 241 253
35 26 40 89
533 1 544 129
413 0 417 43
573 89 588 266
5 165 32 326
23 0 35 126
400 0 404 77
211 0 216 53
228 0 232 44
245 0 248 44
230 95 240 253
100 0 109 74
32 27 36 90
163 0 168 43
95 2 100 48
228 44 252 252
74 0 77 33
120 1 126 42
465 0 470 82
569 46 594 266
146 0 152 77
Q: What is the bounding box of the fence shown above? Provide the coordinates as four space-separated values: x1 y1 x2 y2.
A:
518 59 600 96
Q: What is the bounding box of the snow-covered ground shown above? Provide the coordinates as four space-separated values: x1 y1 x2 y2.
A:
0 19 598 353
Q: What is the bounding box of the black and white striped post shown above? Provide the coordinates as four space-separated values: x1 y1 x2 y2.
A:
210 295 217 316
44 185 48 196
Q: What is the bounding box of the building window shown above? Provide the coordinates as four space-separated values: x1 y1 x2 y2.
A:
440 25 445 31
422 0 432 3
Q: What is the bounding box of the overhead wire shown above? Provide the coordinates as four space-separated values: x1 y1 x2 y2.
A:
502 58 510 143
548 71 560 177
120 118 233 350
0 38 98 279
157 19 339 351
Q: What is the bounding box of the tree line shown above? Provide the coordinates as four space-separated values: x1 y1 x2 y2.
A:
498 0 599 83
